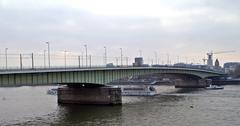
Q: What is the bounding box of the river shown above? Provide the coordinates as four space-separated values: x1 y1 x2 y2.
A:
0 85 240 126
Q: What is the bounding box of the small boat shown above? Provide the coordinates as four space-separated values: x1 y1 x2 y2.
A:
47 88 58 95
206 85 224 90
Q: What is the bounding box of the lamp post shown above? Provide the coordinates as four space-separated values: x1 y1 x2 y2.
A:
120 48 123 66
167 53 170 65
154 51 157 65
116 57 118 66
185 57 188 64
104 46 107 66
78 55 81 68
126 57 129 67
20 54 23 70
46 42 50 68
31 53 34 69
5 48 8 70
84 45 87 67
81 51 84 67
64 50 67 68
89 55 91 68
44 50 46 68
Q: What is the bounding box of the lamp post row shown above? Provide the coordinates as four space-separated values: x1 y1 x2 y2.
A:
2 44 151 69
2 45 199 70
2 45 122 69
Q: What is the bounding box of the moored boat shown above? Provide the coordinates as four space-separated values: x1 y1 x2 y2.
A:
206 85 224 90
47 88 58 95
115 85 157 96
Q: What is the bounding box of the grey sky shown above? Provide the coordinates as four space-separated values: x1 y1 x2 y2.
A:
0 0 239 65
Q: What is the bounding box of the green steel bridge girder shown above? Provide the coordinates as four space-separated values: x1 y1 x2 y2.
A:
0 67 225 87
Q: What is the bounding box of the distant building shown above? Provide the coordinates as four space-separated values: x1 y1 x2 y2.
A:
207 54 213 66
214 59 222 69
133 57 148 67
215 59 220 67
224 62 240 73
106 63 114 68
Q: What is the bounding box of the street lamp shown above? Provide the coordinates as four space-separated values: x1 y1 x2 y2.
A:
84 45 88 67
116 57 118 66
167 53 170 65
20 53 23 70
185 57 188 64
89 55 92 68
46 42 50 68
120 48 123 66
5 48 8 70
154 51 158 65
44 50 46 68
104 46 107 66
177 56 180 63
64 50 67 68
81 51 84 67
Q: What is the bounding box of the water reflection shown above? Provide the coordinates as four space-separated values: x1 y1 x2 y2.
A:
52 93 185 126
175 88 205 93
53 104 123 126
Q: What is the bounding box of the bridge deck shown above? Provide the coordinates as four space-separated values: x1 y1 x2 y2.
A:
0 67 226 87
0 66 224 74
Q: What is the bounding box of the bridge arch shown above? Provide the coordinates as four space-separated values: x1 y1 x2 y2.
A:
99 68 221 85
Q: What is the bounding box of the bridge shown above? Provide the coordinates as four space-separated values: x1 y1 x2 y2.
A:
0 66 225 87
0 66 225 105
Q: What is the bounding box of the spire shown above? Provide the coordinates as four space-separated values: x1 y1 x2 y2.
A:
215 59 220 67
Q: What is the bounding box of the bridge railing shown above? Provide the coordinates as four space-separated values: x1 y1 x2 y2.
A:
0 53 133 70
0 53 225 73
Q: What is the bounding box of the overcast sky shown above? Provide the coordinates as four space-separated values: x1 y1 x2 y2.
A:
0 0 239 65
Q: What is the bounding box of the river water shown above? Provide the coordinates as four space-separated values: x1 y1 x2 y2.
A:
0 85 240 126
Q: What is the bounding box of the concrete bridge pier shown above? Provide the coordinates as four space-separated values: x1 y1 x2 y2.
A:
58 86 122 105
175 79 212 88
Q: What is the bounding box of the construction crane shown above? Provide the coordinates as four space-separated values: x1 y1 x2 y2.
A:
206 50 235 66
